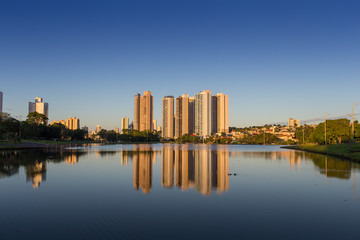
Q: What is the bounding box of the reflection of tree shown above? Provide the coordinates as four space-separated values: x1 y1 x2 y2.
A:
0 149 87 187
308 153 351 179
228 150 355 180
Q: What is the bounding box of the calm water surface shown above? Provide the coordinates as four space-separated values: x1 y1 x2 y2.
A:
1 144 360 240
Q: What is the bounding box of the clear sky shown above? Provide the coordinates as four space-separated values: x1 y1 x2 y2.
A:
1 0 359 130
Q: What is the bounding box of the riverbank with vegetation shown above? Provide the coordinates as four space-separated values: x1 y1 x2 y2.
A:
283 143 360 162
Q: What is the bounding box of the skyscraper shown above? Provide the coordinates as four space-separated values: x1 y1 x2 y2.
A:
162 96 174 138
216 93 229 134
153 119 157 131
195 90 212 137
133 94 140 131
188 97 195 134
28 97 49 124
211 95 217 135
0 91 3 113
181 94 189 135
175 96 182 138
140 91 153 131
96 125 102 133
122 116 129 133
134 91 153 131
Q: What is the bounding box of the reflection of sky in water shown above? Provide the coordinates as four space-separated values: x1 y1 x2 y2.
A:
1 144 360 240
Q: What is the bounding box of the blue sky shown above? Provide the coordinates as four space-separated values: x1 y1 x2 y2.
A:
1 0 359 130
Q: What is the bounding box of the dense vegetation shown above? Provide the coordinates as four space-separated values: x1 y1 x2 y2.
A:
295 119 360 145
0 112 87 142
96 129 160 143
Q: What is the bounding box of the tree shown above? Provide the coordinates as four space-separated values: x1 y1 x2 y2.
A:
26 112 48 125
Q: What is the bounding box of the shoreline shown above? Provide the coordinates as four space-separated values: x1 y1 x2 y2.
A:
282 144 360 162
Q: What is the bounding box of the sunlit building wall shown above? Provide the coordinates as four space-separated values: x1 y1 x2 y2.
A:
122 116 129 133
139 91 154 131
216 93 229 134
133 94 140 131
195 90 212 137
181 94 189 135
153 119 157 132
162 96 174 138
175 96 182 138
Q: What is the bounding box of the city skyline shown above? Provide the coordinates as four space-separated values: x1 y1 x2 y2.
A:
1 0 360 130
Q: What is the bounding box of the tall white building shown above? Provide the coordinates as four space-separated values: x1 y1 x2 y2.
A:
122 116 129 133
162 96 174 138
28 97 49 124
195 90 212 137
0 91 3 113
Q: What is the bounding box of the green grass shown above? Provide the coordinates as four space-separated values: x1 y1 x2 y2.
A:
283 143 360 162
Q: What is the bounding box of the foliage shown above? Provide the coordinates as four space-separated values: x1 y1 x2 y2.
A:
309 118 352 144
97 129 160 143
234 132 282 145
26 112 48 125
295 125 315 144
176 134 202 143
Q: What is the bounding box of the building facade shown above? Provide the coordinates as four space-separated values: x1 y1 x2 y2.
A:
175 96 182 138
162 96 174 138
134 91 153 132
195 90 212 137
216 93 229 134
288 118 300 127
122 116 129 133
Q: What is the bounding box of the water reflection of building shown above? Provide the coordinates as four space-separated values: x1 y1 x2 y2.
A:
132 146 156 194
162 145 229 196
25 162 47 189
64 153 79 165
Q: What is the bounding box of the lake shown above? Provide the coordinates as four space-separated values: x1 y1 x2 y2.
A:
1 144 359 240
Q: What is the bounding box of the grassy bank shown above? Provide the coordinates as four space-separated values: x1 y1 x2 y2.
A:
0 139 97 150
282 143 360 162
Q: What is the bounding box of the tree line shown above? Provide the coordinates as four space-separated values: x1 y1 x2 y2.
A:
0 112 87 141
295 118 360 144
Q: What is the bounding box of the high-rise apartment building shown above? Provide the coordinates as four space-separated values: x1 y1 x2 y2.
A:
175 96 182 138
288 118 300 127
211 95 217 134
51 117 80 130
195 90 212 137
188 97 195 134
134 91 153 131
28 97 49 124
216 93 229 134
181 94 189 136
133 94 140 131
153 120 157 131
0 91 3 113
122 116 129 133
96 125 102 133
162 96 174 138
